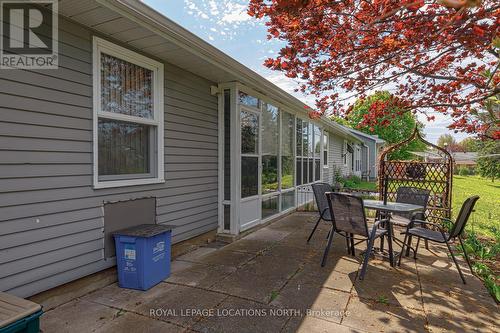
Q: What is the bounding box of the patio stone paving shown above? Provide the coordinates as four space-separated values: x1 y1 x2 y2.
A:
41 212 499 333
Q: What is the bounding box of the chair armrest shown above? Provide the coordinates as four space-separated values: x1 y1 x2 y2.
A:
426 215 453 224
369 219 389 238
373 219 390 227
410 211 425 221
409 219 448 239
411 220 444 229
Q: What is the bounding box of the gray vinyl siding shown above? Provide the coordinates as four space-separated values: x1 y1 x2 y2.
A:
0 15 218 297
328 133 349 177
350 133 379 180
366 140 377 179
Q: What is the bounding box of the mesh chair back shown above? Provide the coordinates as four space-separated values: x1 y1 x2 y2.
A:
326 192 369 237
396 187 430 219
449 196 480 238
311 183 332 220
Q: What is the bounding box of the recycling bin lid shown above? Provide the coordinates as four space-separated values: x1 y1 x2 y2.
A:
113 224 175 238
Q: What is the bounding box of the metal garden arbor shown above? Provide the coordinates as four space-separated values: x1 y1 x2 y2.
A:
378 127 454 222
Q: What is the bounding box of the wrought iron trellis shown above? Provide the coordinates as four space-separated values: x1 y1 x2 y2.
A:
378 127 454 222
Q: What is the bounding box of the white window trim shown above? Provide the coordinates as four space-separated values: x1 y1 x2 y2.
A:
322 131 329 168
92 37 164 189
343 140 348 166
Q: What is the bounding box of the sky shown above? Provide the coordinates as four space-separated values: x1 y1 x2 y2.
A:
143 0 470 144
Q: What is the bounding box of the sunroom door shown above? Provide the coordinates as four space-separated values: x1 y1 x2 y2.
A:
239 106 261 231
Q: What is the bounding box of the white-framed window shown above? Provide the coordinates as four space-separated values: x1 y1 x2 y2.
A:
322 131 329 167
92 37 164 189
295 119 321 185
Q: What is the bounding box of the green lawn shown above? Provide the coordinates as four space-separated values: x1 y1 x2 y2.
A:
347 180 378 191
453 176 500 238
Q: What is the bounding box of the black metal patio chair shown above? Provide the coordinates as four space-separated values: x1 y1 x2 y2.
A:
325 192 394 280
309 183 358 258
392 187 430 255
308 183 334 243
398 196 480 284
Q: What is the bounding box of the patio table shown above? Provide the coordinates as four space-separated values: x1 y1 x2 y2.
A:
362 199 425 264
363 200 424 215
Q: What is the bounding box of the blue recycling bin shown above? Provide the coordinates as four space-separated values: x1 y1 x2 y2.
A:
113 224 173 291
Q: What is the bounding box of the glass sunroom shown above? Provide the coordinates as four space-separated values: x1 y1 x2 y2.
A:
218 82 339 236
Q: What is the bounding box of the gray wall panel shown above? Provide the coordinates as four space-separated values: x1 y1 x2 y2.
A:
0 13 218 297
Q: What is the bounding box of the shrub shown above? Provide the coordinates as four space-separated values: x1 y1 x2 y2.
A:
459 167 469 176
333 166 343 183
347 175 362 184
457 229 500 303
343 179 357 188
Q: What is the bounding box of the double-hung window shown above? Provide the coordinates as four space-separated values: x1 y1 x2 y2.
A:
93 37 164 188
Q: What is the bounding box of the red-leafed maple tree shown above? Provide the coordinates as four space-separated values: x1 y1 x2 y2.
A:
248 0 500 139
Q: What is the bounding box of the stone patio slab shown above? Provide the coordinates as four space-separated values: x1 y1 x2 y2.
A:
95 312 184 333
176 247 218 263
82 282 226 328
192 249 256 268
421 286 500 333
342 296 428 333
416 261 476 287
223 239 276 254
171 260 196 274
41 299 118 333
278 232 330 251
81 282 151 310
350 260 423 310
133 283 227 328
191 296 289 333
262 243 321 262
289 266 354 293
210 268 290 304
166 262 236 288
283 315 368 333
243 228 292 242
352 278 422 310
236 253 302 281
307 256 362 276
271 285 351 324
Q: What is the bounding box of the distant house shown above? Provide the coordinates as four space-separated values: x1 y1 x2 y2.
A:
346 128 386 181
0 0 368 297
452 152 478 168
411 151 478 169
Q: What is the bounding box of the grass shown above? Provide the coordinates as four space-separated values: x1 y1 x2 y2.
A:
452 176 499 303
376 295 389 305
453 176 500 238
269 290 280 302
346 180 378 191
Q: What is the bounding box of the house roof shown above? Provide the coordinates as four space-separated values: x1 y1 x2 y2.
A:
452 152 478 163
410 151 479 164
346 128 386 144
58 0 360 142
410 151 443 159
